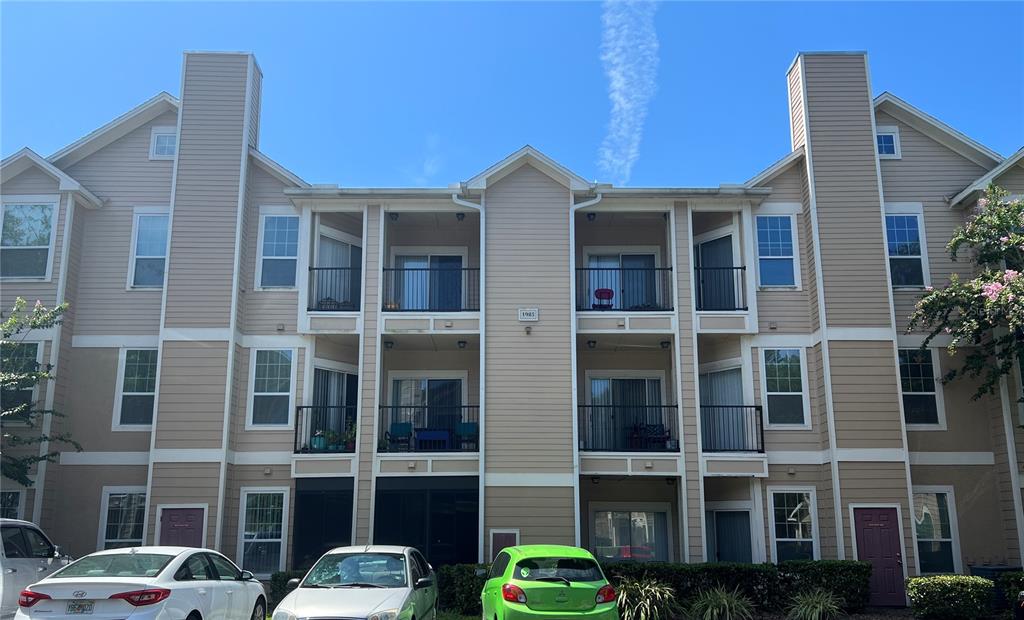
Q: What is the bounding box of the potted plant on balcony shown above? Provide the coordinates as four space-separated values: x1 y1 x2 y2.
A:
310 430 327 452
343 426 357 451
325 430 341 452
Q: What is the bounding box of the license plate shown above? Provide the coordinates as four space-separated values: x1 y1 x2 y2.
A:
66 601 94 615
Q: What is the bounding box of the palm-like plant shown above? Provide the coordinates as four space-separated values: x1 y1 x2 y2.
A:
786 588 844 620
687 586 754 620
615 576 682 620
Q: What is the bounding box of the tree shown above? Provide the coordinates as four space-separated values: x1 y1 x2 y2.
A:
910 184 1024 400
2 297 78 486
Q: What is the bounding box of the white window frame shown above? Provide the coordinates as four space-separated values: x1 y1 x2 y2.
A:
236 487 289 578
760 347 812 430
0 197 59 281
246 348 297 430
898 347 947 431
767 485 820 563
386 370 471 407
3 341 44 427
884 202 931 289
112 347 158 431
876 125 902 160
1 489 25 519
148 126 177 160
255 206 300 291
126 207 169 289
583 369 669 406
96 486 147 550
912 485 962 574
588 501 675 562
754 203 802 290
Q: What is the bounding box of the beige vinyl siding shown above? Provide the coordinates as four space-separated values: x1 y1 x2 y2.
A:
65 111 177 335
802 55 892 328
485 486 575 546
48 464 148 557
839 462 915 572
801 172 821 332
578 477 680 561
153 340 228 449
241 163 298 333
163 54 249 328
247 67 262 149
314 335 359 365
386 212 481 269
994 164 1024 194
910 464 1014 567
232 346 306 452
828 341 903 449
763 464 836 560
220 465 294 566
673 201 703 561
381 349 480 403
762 164 804 202
697 334 740 365
147 462 220 547
0 184 66 310
2 166 60 194
787 60 806 150
484 164 574 474
988 380 1023 564
906 351 993 452
574 210 670 269
354 205 382 544
64 347 151 451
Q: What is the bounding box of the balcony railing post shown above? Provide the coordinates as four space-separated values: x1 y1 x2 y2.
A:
294 405 357 453
308 267 360 311
574 268 674 312
693 267 747 311
700 405 764 452
382 268 479 312
576 405 679 452
377 405 480 452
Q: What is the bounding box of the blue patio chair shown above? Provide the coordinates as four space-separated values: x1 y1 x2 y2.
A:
456 422 479 451
385 422 413 451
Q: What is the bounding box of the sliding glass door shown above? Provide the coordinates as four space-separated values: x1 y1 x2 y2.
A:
395 254 463 311
588 377 663 451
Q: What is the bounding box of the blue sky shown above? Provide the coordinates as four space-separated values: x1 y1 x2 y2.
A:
2 2 1022 187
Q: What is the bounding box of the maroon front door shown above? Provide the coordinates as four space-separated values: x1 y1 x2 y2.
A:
160 508 204 547
853 507 905 606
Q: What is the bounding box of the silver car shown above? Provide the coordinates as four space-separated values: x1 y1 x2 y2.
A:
273 546 438 620
1 519 71 620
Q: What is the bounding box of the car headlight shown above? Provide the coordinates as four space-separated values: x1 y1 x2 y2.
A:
367 610 399 620
272 610 296 620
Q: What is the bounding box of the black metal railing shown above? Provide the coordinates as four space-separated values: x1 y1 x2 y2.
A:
694 267 747 311
577 405 680 452
378 405 480 452
381 268 480 312
575 268 674 311
308 267 361 311
294 405 358 453
700 405 764 452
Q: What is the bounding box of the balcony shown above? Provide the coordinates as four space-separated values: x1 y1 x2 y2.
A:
700 405 764 453
294 405 357 454
575 268 674 312
378 405 480 453
308 267 361 311
694 267 748 312
577 405 680 452
381 267 480 312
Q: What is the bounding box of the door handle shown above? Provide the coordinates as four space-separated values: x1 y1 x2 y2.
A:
4 568 15 573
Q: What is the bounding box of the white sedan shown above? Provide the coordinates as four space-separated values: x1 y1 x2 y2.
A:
14 547 266 620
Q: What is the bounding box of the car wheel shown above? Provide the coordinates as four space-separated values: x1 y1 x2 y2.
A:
251 598 266 620
187 612 203 620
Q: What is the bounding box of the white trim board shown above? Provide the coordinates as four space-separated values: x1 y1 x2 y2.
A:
909 452 995 466
484 473 575 487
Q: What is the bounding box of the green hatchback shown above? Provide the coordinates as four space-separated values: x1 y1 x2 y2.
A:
480 545 618 620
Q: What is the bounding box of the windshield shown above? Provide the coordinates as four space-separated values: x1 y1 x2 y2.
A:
303 553 407 588
53 553 174 578
513 558 604 583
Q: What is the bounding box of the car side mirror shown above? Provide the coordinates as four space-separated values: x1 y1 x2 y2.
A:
415 577 433 589
474 568 487 578
240 570 255 581
286 578 301 590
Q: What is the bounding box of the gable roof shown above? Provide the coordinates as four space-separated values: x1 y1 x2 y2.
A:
745 147 805 188
249 148 308 188
1 148 102 208
48 92 179 168
874 92 1002 168
465 145 593 191
949 146 1024 207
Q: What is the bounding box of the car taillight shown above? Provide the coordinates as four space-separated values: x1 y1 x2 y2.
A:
501 583 527 603
18 590 51 608
596 584 616 604
109 589 172 606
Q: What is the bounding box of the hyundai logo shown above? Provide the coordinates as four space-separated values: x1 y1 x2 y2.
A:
73 591 87 598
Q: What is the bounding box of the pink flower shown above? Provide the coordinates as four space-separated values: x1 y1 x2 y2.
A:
925 286 934 291
1001 236 1011 243
978 197 990 208
1004 270 1020 283
982 281 1005 301
943 327 953 334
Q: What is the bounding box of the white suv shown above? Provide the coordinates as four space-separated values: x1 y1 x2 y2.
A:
1 519 69 620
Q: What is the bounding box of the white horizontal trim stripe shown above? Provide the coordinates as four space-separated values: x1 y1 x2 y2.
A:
231 451 293 465
827 327 894 341
835 448 906 462
767 449 907 464
897 334 953 349
72 335 160 348
767 450 830 465
747 332 821 348
60 451 149 466
161 328 232 341
485 473 574 487
909 451 995 466
151 448 223 462
238 334 309 348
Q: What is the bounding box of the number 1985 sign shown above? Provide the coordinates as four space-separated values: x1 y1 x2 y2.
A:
517 308 539 322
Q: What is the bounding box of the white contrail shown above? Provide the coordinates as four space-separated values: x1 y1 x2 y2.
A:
598 0 659 186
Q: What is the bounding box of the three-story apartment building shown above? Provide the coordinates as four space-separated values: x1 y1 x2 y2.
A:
3 50 1024 605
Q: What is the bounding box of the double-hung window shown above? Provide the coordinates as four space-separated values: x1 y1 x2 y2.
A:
1 202 57 279
756 215 797 286
899 348 943 427
1 342 40 422
249 349 293 427
99 487 146 549
913 487 960 574
115 349 158 428
1 490 23 519
238 489 287 577
130 211 169 287
257 210 299 288
149 127 177 160
876 126 901 159
769 488 818 562
762 348 808 427
884 204 928 288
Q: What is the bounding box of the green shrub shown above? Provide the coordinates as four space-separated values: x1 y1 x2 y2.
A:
687 586 755 620
267 570 306 611
604 562 782 610
995 571 1024 610
615 576 682 620
436 563 488 616
779 560 872 612
906 575 993 619
785 588 843 620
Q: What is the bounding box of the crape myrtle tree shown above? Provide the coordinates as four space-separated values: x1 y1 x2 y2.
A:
2 297 79 486
910 185 1024 401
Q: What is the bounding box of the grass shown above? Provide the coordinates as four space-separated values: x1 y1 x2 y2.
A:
436 613 476 620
